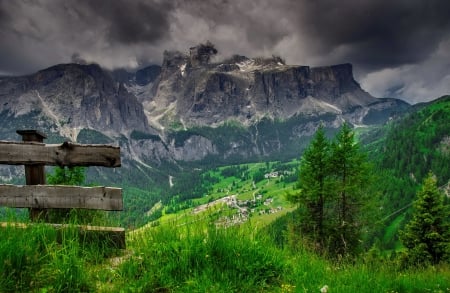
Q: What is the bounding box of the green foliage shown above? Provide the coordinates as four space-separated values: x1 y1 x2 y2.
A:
381 95 450 185
119 187 162 228
359 96 450 251
400 173 450 266
47 166 86 186
290 123 372 257
329 123 372 256
0 224 52 291
36 236 92 292
167 169 209 202
0 222 114 292
289 125 332 252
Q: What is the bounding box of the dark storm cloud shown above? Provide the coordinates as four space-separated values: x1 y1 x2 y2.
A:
0 0 176 74
175 0 291 50
170 0 450 102
80 0 174 44
0 2 9 24
177 0 450 71
0 0 448 102
291 0 450 70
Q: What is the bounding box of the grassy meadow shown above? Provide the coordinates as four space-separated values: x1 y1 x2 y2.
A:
1 158 449 292
0 215 449 292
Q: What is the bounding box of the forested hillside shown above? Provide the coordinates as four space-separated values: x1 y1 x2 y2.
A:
362 95 450 250
381 95 450 183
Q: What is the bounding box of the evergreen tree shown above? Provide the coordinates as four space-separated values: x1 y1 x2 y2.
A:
290 123 372 257
329 122 371 256
47 166 86 186
400 173 449 265
289 125 331 252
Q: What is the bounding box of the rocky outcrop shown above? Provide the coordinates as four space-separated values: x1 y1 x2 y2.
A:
0 63 155 139
138 48 407 129
172 135 217 161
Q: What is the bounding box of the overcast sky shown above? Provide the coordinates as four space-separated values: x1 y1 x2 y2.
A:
1 0 449 103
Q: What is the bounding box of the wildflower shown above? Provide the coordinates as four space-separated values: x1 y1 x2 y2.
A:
320 285 329 293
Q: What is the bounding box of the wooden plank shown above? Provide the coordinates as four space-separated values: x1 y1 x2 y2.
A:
0 184 123 211
0 141 120 167
1 222 126 249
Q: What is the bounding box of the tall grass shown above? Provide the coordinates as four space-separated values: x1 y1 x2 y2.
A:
118 222 285 292
0 216 448 292
0 217 119 292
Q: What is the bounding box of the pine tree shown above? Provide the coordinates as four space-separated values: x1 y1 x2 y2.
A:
290 123 372 256
400 173 449 265
289 125 332 252
329 122 370 256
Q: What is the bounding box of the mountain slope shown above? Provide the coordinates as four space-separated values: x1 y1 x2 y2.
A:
366 95 450 185
0 64 154 139
360 95 450 249
129 45 409 130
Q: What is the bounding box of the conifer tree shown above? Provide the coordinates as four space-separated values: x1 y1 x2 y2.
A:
329 122 370 256
400 173 449 265
291 123 371 257
290 125 331 251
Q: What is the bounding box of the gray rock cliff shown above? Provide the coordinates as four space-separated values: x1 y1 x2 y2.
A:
133 46 408 130
0 44 410 173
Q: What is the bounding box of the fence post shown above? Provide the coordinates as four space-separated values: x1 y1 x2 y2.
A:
16 130 47 221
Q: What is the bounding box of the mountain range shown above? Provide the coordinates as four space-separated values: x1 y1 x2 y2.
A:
0 43 409 173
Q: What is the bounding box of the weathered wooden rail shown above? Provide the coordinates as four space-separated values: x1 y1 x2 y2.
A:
0 141 121 167
0 130 125 248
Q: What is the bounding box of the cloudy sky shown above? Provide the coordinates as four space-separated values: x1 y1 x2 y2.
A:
1 0 449 103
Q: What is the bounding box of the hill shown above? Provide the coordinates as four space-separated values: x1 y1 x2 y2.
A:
361 95 450 250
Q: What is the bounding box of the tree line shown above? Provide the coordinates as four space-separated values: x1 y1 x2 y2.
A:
289 123 449 265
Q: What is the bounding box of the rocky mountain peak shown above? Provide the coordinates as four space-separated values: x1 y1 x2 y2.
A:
135 44 406 129
0 44 410 169
0 63 154 139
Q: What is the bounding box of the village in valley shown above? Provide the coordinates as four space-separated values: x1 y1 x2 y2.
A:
192 170 292 227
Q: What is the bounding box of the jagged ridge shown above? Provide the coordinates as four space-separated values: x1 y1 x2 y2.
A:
0 43 410 172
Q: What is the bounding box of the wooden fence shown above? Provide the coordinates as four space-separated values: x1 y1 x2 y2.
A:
0 130 125 248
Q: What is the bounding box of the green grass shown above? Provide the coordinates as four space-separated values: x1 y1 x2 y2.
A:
1 217 449 292
0 222 96 292
119 222 286 292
